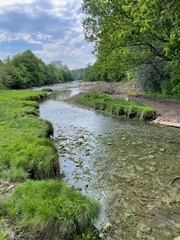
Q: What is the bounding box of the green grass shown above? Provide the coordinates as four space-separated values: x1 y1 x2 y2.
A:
0 89 100 239
74 93 157 121
145 92 180 100
0 226 8 240
0 180 100 240
0 90 59 181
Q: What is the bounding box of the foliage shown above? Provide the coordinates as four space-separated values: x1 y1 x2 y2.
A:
0 180 100 240
135 58 169 93
12 50 47 87
0 60 23 89
82 62 126 82
82 0 180 96
0 50 74 89
50 60 74 83
0 90 60 181
71 68 86 80
74 93 156 120
160 80 173 95
83 64 97 81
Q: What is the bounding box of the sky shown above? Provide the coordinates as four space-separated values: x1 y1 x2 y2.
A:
0 0 96 69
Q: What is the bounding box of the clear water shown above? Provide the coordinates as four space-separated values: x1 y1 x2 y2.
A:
40 83 180 239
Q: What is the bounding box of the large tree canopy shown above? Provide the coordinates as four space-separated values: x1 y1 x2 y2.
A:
82 0 180 95
0 50 74 89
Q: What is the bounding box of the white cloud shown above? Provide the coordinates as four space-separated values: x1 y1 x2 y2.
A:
0 0 35 7
0 32 42 44
0 0 96 69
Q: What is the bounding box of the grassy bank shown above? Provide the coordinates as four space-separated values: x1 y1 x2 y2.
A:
0 90 59 181
0 180 100 240
74 93 157 121
0 90 100 239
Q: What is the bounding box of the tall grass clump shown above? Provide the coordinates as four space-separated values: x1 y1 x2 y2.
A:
75 93 156 120
0 226 8 240
0 180 100 240
0 90 59 181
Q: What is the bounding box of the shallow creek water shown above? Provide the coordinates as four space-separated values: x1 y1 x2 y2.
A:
40 83 180 240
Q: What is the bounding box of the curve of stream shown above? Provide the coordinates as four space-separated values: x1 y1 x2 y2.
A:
39 82 180 240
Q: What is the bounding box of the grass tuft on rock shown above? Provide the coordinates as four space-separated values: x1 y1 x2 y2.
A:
0 180 100 240
74 93 156 120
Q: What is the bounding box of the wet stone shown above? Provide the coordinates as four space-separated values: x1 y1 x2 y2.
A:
148 154 155 159
39 85 180 240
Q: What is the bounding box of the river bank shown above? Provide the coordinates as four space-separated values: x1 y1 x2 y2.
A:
70 92 157 121
39 83 180 240
0 89 100 240
78 81 180 127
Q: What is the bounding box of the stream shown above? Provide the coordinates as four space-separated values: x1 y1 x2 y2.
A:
39 82 180 240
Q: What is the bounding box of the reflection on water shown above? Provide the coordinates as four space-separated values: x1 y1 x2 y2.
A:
49 89 80 101
40 86 180 239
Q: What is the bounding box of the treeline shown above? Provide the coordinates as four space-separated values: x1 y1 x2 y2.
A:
82 0 180 97
71 68 85 80
71 65 99 82
0 50 73 89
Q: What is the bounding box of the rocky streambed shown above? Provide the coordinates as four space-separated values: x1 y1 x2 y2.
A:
39 82 180 240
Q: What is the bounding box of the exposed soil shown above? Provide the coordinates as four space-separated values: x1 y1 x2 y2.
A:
129 95 180 127
82 81 180 126
130 95 180 117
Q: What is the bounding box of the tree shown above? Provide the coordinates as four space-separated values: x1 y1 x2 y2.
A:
50 61 73 82
0 61 23 89
71 68 86 80
82 0 180 95
83 64 96 81
12 50 47 88
0 51 74 89
62 65 74 82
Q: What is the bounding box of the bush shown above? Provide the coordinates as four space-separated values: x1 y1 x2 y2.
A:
160 80 172 95
135 59 168 93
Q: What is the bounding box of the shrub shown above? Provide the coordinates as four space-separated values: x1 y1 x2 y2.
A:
160 80 172 95
135 59 169 93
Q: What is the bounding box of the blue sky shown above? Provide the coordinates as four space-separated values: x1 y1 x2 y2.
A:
0 0 96 69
